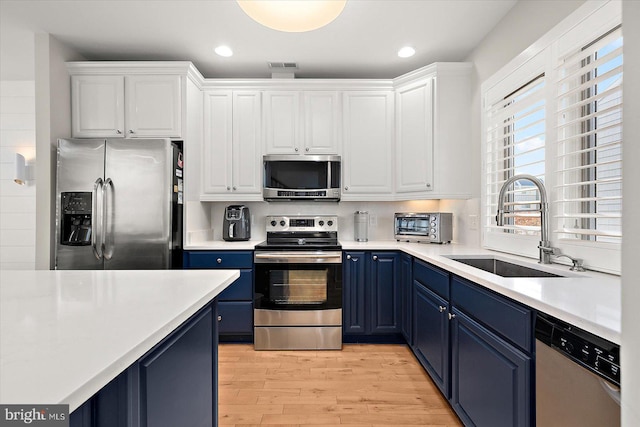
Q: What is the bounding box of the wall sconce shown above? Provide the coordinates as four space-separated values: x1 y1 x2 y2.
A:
14 153 34 185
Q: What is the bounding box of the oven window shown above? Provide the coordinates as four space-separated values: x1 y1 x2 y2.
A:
396 217 430 235
269 269 328 305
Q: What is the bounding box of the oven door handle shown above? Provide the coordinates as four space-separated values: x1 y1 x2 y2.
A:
254 251 343 264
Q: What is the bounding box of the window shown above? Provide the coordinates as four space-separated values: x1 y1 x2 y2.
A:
481 0 622 273
555 26 623 244
485 74 546 238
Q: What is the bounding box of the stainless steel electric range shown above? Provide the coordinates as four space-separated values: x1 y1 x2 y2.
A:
253 215 342 350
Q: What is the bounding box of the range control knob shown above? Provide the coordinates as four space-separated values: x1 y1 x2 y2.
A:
319 220 325 226
328 220 334 226
564 342 574 353
431 234 437 239
270 220 277 227
280 220 286 227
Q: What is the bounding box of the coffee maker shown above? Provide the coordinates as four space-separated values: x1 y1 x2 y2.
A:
223 205 251 241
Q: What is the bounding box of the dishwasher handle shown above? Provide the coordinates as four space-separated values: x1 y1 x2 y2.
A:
599 378 621 406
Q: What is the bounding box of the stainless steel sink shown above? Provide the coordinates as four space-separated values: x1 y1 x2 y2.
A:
447 256 564 278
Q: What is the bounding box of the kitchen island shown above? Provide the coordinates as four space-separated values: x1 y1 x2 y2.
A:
0 269 239 420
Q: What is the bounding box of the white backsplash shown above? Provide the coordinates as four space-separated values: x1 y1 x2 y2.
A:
207 199 480 245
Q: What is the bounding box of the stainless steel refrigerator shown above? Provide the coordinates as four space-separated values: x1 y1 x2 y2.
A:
55 138 183 270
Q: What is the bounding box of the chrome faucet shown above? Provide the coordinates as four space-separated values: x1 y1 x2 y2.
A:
495 174 554 264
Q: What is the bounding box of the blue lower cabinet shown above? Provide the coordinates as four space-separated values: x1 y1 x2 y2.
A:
413 281 449 398
139 304 216 427
400 254 412 345
369 252 400 335
343 251 367 335
69 400 92 427
184 251 254 342
451 309 531 427
343 251 401 341
69 301 218 427
218 301 253 334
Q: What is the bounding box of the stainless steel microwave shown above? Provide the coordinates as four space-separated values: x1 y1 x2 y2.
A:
263 154 341 201
394 212 453 243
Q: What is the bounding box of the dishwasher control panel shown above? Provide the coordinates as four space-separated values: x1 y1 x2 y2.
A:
536 312 620 386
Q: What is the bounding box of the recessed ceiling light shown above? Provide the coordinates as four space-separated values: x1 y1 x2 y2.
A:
215 46 233 57
398 46 416 58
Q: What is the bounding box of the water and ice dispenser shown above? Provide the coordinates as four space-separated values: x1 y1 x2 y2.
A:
60 192 92 246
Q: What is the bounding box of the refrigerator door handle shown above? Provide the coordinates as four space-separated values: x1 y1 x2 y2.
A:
102 178 114 260
92 178 104 260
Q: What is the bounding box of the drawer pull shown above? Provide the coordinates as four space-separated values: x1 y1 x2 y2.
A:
439 306 447 313
448 313 456 320
216 258 222 264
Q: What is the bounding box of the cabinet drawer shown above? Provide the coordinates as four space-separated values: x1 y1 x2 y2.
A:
413 259 450 300
218 301 253 335
451 276 533 353
184 251 253 269
218 270 253 301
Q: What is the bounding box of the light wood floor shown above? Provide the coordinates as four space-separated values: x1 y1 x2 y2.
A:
218 344 463 426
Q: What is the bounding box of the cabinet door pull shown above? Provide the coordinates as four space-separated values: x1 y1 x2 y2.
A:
372 255 378 261
216 258 222 264
448 313 456 320
232 186 237 190
116 129 122 135
305 147 310 152
294 147 299 152
128 129 134 134
217 315 222 322
439 306 447 313
346 254 352 260
344 186 349 191
226 186 231 191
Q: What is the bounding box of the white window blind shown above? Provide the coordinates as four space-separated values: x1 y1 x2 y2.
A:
555 26 623 244
485 75 546 237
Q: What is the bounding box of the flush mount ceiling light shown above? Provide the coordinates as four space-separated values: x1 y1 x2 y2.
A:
398 46 416 58
237 0 347 32
215 45 234 57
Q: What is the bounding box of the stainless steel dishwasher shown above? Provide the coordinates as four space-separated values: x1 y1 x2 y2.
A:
536 312 620 426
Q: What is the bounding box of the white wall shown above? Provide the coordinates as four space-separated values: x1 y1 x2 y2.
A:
205 200 441 243
621 2 640 425
34 34 85 269
0 81 36 270
462 0 586 248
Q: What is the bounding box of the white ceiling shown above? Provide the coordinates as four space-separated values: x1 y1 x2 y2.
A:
0 0 517 81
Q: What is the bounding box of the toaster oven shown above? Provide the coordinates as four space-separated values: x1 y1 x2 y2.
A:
394 213 452 244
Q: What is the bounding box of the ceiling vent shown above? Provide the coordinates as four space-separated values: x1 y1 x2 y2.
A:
268 62 298 79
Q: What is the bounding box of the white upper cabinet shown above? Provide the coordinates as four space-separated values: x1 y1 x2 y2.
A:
303 91 340 154
263 91 300 154
201 90 262 201
125 75 182 138
71 75 125 138
341 91 394 199
69 65 185 138
395 77 434 193
394 64 472 200
263 91 340 155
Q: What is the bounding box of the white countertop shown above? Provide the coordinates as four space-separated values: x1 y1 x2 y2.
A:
186 239 621 344
0 269 240 412
342 241 621 345
186 240 258 250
